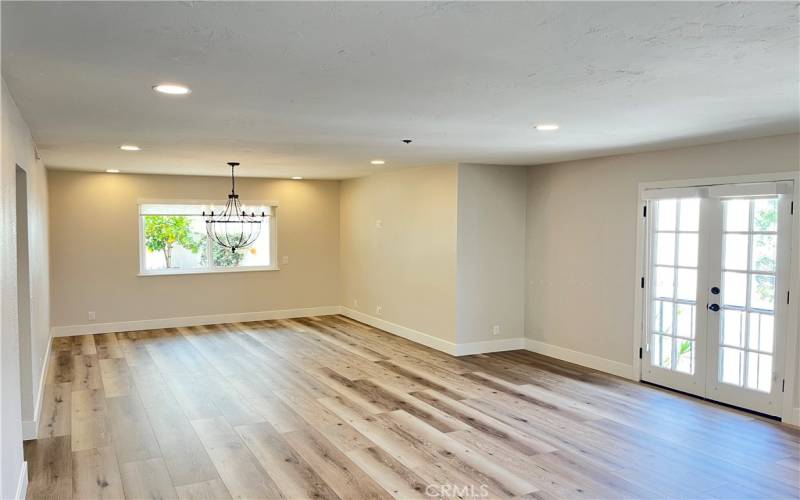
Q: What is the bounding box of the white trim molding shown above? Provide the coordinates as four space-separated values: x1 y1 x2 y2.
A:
15 461 28 500
525 339 636 380
50 306 342 337
22 336 53 440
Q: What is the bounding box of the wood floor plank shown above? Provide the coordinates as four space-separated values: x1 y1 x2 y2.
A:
72 446 125 500
191 417 284 500
23 317 800 500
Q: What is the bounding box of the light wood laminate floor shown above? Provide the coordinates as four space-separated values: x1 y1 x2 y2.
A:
26 315 800 499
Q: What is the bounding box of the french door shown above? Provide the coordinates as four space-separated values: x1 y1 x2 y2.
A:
642 181 794 417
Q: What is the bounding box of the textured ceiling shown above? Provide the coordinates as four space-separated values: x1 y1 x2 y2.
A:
2 1 798 178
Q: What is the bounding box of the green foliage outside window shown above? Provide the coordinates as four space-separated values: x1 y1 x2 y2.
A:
143 216 203 268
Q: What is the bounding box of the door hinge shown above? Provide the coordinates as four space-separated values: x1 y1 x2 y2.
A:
641 277 645 289
791 201 794 215
643 205 647 217
639 347 643 359
788 290 791 304
782 379 785 392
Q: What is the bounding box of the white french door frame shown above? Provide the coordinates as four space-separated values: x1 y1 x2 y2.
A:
633 172 800 424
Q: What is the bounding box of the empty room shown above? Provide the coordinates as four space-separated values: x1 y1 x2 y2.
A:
1 2 799 499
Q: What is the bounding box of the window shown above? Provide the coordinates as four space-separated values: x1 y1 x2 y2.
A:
138 202 276 275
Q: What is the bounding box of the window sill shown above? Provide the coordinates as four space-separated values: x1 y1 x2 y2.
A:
138 265 279 277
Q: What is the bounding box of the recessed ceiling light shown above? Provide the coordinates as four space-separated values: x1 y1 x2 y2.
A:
291 176 303 180
535 124 559 131
106 169 120 173
370 160 385 165
119 144 141 151
152 83 191 95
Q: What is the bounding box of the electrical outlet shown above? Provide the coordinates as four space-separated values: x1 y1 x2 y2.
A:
376 305 383 315
282 255 289 265
492 325 500 336
88 311 96 321
375 219 383 229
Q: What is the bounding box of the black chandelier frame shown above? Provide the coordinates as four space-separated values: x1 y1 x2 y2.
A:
203 162 267 252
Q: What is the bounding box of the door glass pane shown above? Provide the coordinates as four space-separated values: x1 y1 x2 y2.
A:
746 352 772 393
676 340 694 374
676 269 697 301
722 272 747 307
654 266 674 299
723 234 748 270
751 274 775 311
678 233 698 267
751 235 776 272
655 233 675 266
752 199 777 232
679 199 700 232
725 199 749 232
722 310 744 347
652 300 673 334
657 200 677 231
659 335 673 368
721 347 744 386
675 303 695 339
748 313 774 353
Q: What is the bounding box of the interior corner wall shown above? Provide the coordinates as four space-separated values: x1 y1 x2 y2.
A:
339 165 459 344
456 163 527 346
525 134 800 390
1 79 50 499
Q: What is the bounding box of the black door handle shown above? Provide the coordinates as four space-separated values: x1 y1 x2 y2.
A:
711 286 720 295
708 304 720 312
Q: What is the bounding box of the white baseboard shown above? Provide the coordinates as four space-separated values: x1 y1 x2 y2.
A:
50 306 342 337
339 308 526 356
23 335 53 440
525 339 635 380
15 461 28 500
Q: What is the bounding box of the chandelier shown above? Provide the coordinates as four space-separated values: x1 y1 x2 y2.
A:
203 162 267 252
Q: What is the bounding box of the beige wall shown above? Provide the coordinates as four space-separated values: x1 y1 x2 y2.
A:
1 80 50 499
49 171 340 327
525 134 800 411
339 165 459 342
457 163 527 345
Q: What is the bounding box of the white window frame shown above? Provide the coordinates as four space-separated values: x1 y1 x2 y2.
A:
137 198 279 276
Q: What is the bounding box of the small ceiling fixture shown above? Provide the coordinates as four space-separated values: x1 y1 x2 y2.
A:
291 176 303 180
105 169 120 173
402 139 413 144
370 160 385 165
152 83 191 95
535 124 559 131
203 162 267 253
120 144 141 151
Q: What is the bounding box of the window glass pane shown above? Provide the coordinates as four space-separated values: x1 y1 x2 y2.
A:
722 272 746 308
752 198 777 232
720 347 743 386
654 266 674 299
676 269 696 301
677 233 698 267
724 199 749 232
751 274 775 311
652 300 673 334
722 310 744 347
748 313 774 353
659 335 673 368
746 352 771 392
675 303 694 339
655 233 675 266
675 340 694 374
651 334 661 366
723 234 748 271
211 222 271 268
751 235 776 272
657 200 677 231
142 215 206 271
678 199 700 232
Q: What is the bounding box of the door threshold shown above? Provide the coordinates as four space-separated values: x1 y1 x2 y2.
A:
640 380 781 421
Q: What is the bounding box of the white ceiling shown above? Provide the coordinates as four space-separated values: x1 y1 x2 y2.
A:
2 2 798 179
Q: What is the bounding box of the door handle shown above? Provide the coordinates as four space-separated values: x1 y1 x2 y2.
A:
708 304 720 312
711 286 720 295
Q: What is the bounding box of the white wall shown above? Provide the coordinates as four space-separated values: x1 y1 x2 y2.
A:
339 165 459 345
456 163 527 347
48 170 340 329
525 134 800 412
1 80 50 500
